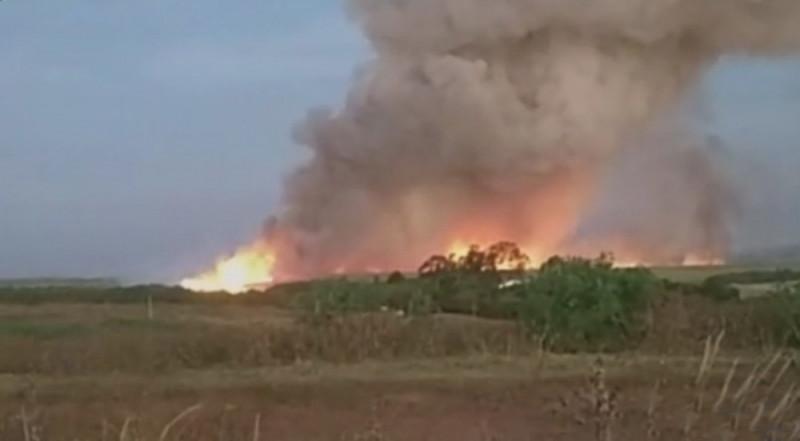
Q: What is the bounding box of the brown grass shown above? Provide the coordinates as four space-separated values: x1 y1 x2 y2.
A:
1 299 800 440
0 349 797 440
0 292 786 377
0 304 533 375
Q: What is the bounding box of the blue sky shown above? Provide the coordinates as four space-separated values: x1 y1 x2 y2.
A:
0 1 798 282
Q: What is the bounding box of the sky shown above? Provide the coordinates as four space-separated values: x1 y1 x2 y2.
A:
0 1 798 282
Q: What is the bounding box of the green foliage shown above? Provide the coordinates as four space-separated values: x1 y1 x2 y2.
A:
704 269 800 286
0 244 662 354
0 285 230 305
696 269 800 302
697 279 741 302
513 255 661 352
425 272 516 318
386 271 406 284
293 278 440 317
416 242 531 318
295 280 392 314
751 282 800 347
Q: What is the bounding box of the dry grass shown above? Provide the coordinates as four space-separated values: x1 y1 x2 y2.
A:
0 292 779 377
0 304 533 375
0 348 797 440
615 334 800 441
651 266 769 285
2 301 800 440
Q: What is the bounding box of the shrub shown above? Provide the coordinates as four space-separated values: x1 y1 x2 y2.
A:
513 255 661 352
703 269 800 287
697 279 741 302
416 242 531 318
696 270 800 302
386 271 406 283
749 282 800 347
293 278 441 317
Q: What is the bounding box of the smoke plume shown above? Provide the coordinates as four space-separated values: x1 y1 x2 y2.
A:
262 0 800 279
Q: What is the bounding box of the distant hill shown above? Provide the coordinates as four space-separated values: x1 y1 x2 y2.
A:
732 244 800 267
0 278 120 289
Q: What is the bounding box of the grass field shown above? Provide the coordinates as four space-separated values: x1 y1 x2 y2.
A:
652 265 773 284
1 263 800 440
0 278 119 289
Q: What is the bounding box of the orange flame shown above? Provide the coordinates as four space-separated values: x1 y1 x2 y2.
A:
180 246 276 294
447 240 473 259
681 254 725 267
180 235 724 294
445 239 545 270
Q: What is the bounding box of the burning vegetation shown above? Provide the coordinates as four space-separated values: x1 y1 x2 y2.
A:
180 245 276 294
182 0 800 292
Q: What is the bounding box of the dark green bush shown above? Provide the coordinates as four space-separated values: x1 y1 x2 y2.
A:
695 270 800 302
749 282 800 347
293 278 441 317
386 271 407 283
415 242 532 318
697 279 741 302
704 269 800 286
513 255 660 352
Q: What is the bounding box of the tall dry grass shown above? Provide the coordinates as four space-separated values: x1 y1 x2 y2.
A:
560 332 800 441
0 312 533 375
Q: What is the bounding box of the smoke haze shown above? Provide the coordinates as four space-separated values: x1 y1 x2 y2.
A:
261 0 800 279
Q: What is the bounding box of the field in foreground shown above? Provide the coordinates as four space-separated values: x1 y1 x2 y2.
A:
2 342 799 441
2 262 800 440
0 300 795 440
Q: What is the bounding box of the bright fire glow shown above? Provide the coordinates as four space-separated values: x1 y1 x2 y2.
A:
446 239 544 271
445 238 725 271
447 240 473 259
180 236 725 294
681 254 725 267
180 246 276 294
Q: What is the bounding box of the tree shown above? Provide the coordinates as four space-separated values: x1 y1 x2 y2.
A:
418 241 530 277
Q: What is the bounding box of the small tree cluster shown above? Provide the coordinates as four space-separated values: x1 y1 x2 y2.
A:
418 241 530 277
514 255 660 352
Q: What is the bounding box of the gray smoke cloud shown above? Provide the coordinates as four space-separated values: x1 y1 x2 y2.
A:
262 0 800 278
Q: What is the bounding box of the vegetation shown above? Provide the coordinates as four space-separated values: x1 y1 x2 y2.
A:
294 278 439 317
511 255 660 351
696 268 800 301
4 244 799 355
0 277 120 288
747 281 800 347
418 241 529 276
4 249 800 440
0 285 217 305
295 248 663 352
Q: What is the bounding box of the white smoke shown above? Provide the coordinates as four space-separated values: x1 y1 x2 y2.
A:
261 0 800 278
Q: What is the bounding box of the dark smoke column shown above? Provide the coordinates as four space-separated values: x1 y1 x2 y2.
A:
263 0 800 279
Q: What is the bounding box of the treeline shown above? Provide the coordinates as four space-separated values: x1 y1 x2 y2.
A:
0 285 231 305
297 248 661 351
3 242 800 352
